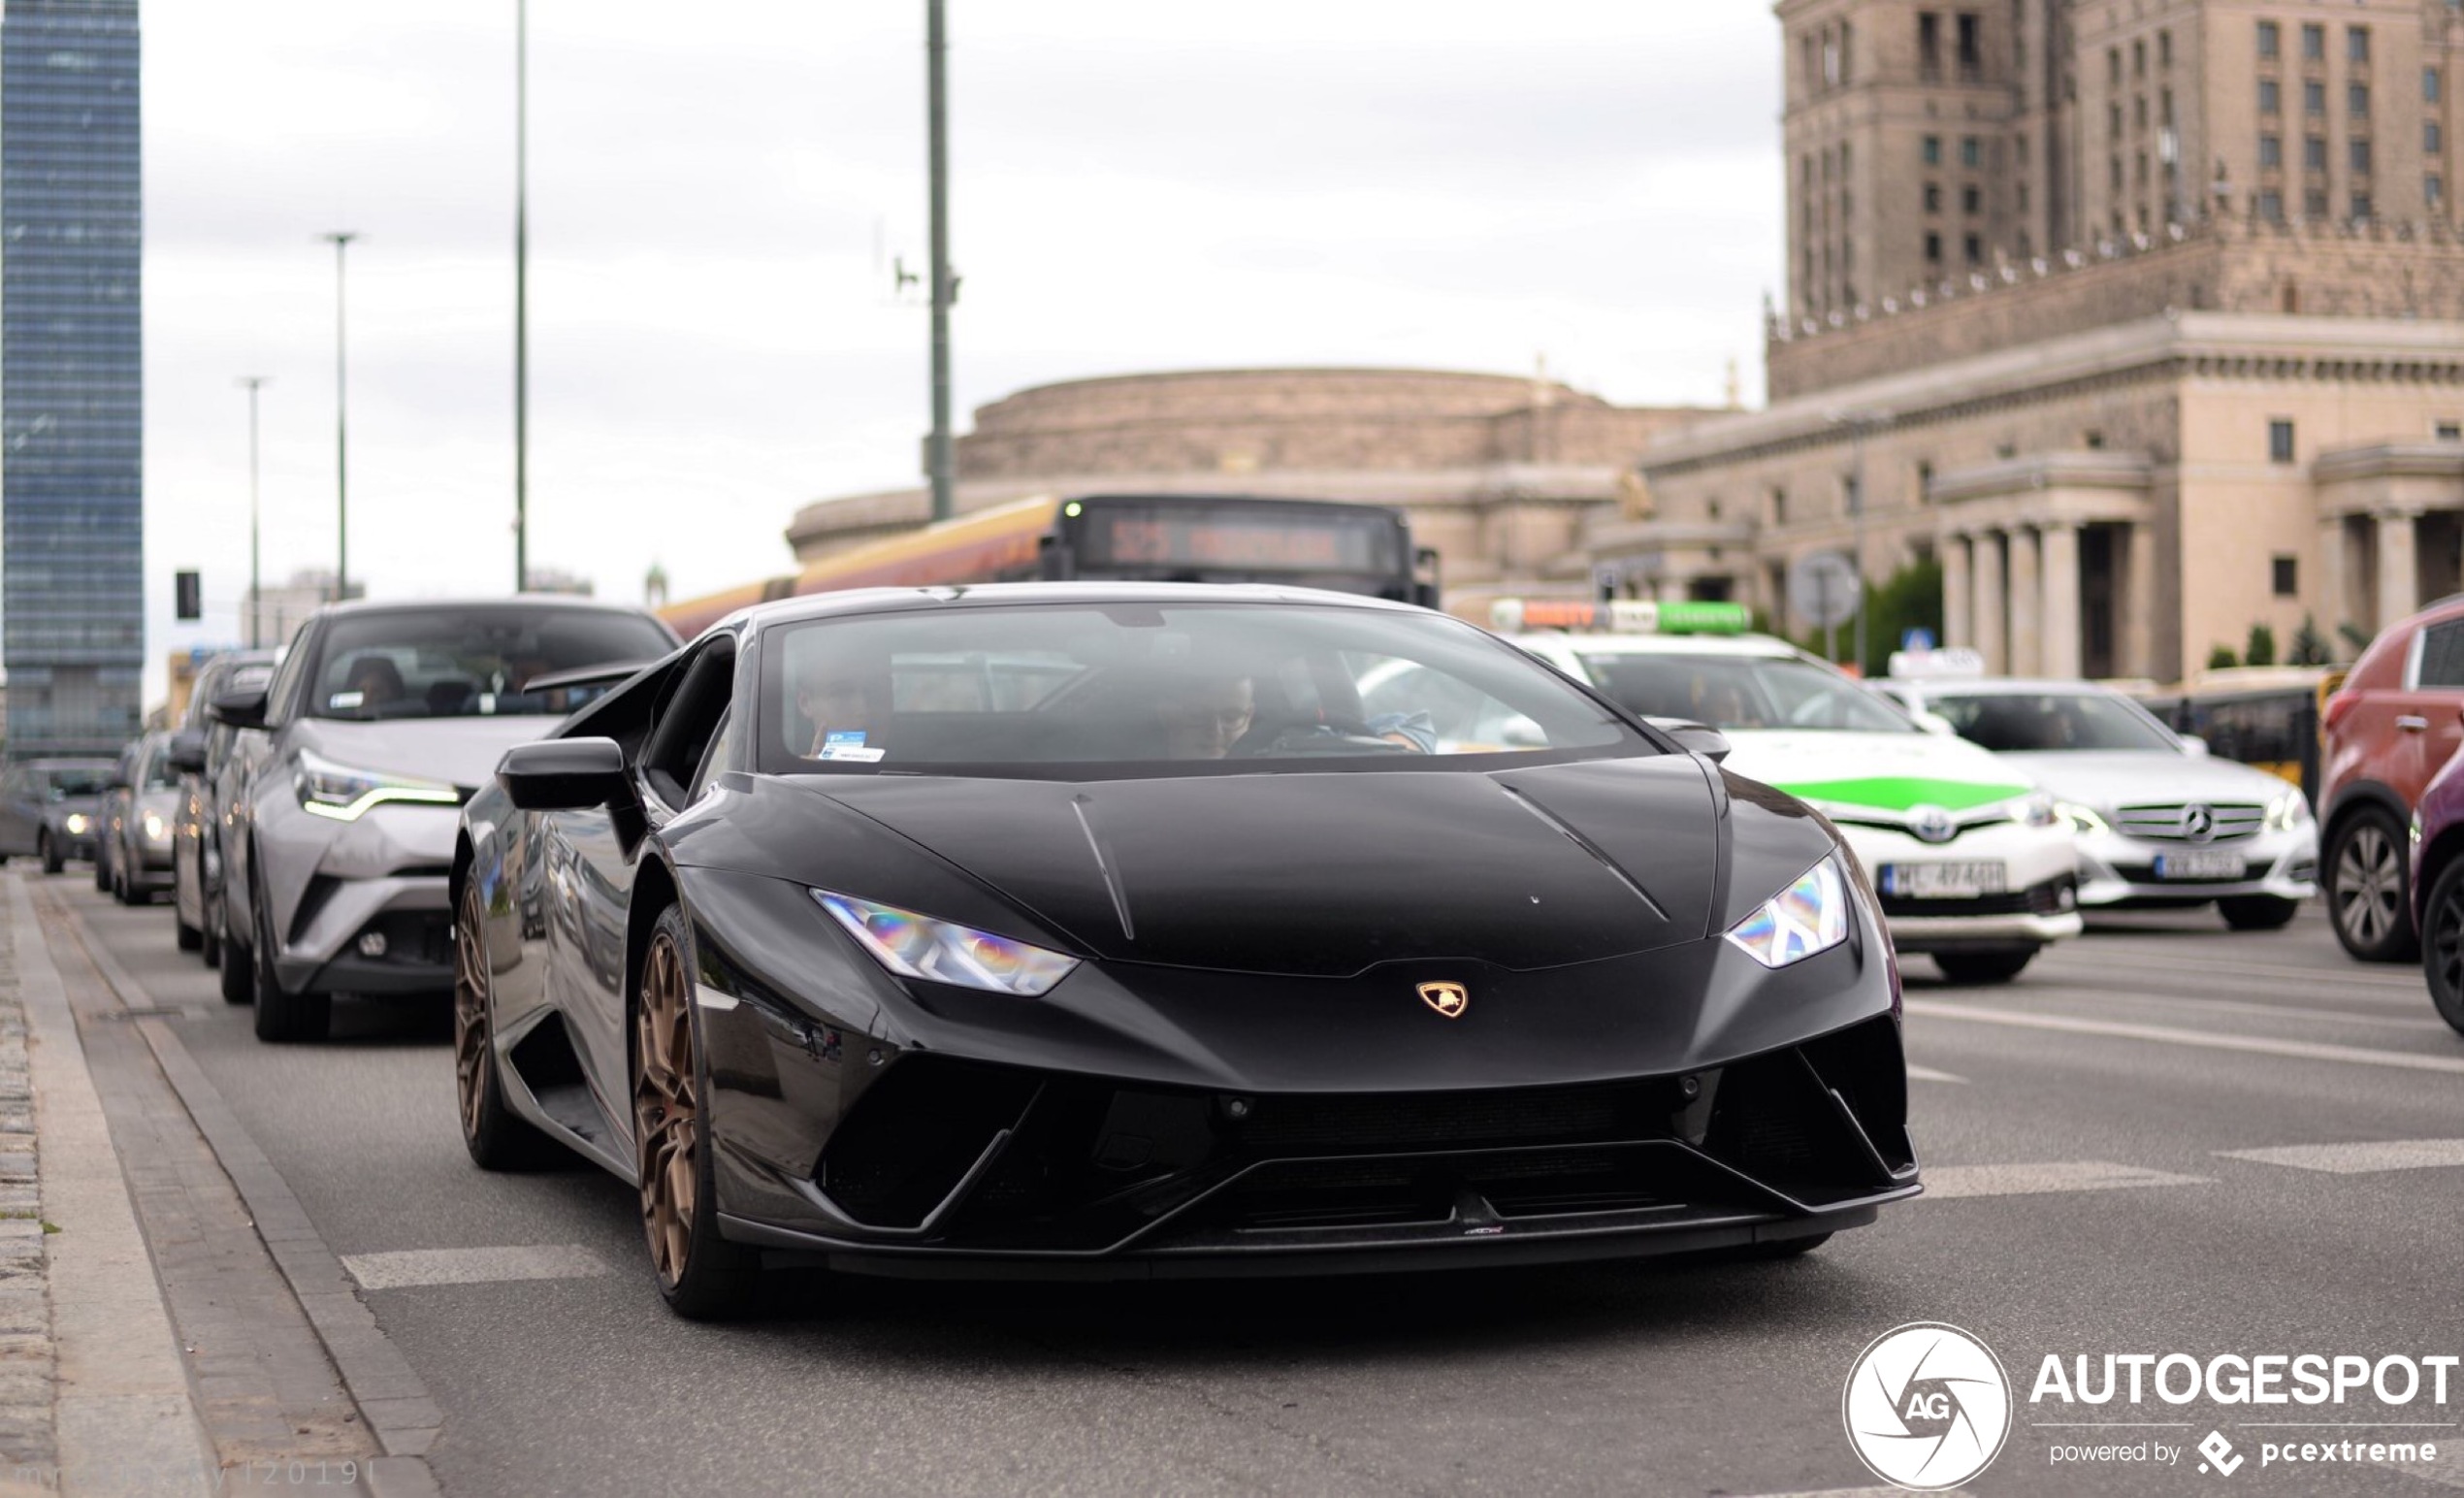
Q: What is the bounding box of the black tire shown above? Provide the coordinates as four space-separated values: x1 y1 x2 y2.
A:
2420 857 2464 1038
1933 947 2037 985
37 833 61 876
2218 895 2300 931
175 917 203 952
453 880 562 1170
91 844 111 893
216 884 253 1003
2326 807 2417 961
634 904 759 1319
250 869 329 1042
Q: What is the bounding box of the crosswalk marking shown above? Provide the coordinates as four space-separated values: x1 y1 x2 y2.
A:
2218 1139 2464 1174
1918 1160 2208 1200
1904 1063 1966 1084
1902 999 2464 1075
341 1244 614 1291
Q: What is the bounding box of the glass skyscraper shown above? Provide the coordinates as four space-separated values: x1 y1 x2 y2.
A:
1 0 142 758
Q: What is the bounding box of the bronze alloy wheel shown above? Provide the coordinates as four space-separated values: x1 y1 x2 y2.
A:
452 881 492 1146
634 929 698 1288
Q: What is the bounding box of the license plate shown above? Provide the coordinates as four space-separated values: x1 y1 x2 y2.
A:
2155 851 2247 880
1881 862 2008 899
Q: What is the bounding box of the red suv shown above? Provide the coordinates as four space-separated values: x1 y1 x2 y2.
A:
2320 595 2464 961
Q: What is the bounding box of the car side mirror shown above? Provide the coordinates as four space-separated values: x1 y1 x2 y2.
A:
1648 719 1732 764
1914 711 1957 736
167 733 208 774
498 737 632 811
208 687 270 730
2181 734 2210 758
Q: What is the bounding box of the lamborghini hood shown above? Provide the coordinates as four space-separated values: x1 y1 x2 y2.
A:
805 757 1725 977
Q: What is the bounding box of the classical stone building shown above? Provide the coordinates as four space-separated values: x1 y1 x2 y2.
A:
788 369 1711 619
1601 0 2464 679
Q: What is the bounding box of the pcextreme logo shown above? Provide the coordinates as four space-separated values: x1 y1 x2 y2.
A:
1842 1321 2014 1491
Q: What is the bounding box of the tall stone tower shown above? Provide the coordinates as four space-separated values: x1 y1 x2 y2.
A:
1777 0 2463 326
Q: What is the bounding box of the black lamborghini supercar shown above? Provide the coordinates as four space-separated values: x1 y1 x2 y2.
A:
451 583 1918 1318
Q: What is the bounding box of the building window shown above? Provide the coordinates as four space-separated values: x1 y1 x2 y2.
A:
2305 81 2325 116
2084 430 2107 450
1957 13 1982 80
1962 183 1982 213
2111 156 2125 191
2429 122 2445 156
2431 68 2445 106
2159 29 2172 68
1925 182 1942 212
1923 135 1943 167
2305 188 2330 218
2437 422 2462 442
1963 233 1983 264
2269 419 2297 464
2306 136 2328 172
2348 27 2369 64
2260 80 2281 114
1770 487 1789 524
2161 88 2175 127
2350 82 2370 118
1961 136 1982 168
2351 191 2373 220
1926 231 1943 262
1918 11 1941 79
2110 102 2124 138
2259 190 2284 221
2273 557 2299 598
2351 139 2373 174
2108 47 2122 85
2301 23 2324 61
2018 180 2031 213
2430 176 2446 209
2260 135 2283 169
2257 20 2279 60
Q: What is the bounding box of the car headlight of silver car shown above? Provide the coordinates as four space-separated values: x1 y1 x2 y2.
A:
2005 792 2060 829
2055 800 2110 835
141 811 169 844
2265 791 2313 831
63 812 89 835
812 891 1080 996
1725 857 1853 969
295 750 461 821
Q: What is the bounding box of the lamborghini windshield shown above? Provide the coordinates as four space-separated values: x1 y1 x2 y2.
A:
760 602 1646 775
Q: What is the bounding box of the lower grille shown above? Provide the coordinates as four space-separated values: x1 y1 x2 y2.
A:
1879 874 2074 919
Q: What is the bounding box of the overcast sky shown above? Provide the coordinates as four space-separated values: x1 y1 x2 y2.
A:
138 1 1781 699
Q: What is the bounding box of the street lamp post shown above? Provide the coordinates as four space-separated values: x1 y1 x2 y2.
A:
237 376 271 647
322 231 360 602
925 0 955 523
514 0 530 593
1830 409 1892 672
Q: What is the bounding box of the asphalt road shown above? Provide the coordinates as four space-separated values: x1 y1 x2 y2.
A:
55 879 2464 1497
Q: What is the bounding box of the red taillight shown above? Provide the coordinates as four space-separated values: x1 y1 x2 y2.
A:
2322 691 2357 733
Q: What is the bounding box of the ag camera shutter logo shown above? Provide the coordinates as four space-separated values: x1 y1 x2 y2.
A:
1843 1321 2014 1490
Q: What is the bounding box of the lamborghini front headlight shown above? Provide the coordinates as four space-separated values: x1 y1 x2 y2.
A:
812 891 1080 997
1725 857 1853 969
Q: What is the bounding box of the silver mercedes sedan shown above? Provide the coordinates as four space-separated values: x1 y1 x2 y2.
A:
211 598 677 1041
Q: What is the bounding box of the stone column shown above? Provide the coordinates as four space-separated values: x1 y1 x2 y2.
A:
1942 534 1973 649
1972 530 2007 673
2038 523 2084 678
2318 517 2348 641
2007 526 2042 675
2124 521 2157 679
2378 511 2420 629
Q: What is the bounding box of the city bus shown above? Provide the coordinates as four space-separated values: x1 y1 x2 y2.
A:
2128 666 2341 804
661 493 1440 637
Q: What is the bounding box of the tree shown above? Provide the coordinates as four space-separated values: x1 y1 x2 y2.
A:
2244 623 2278 668
2288 614 2332 667
2206 644 2240 670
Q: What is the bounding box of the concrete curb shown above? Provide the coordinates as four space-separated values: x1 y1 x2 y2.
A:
6 874 215 1497
48 899 444 1498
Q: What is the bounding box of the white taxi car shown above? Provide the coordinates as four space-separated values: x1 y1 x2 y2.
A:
1873 659 2319 930
1495 601 2083 983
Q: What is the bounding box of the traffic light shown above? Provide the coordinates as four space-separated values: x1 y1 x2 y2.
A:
175 570 202 621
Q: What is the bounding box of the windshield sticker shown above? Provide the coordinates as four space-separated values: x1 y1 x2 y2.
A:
824 731 867 749
820 744 886 764
329 691 365 710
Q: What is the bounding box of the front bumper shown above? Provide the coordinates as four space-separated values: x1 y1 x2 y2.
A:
1836 821 2084 953
266 803 460 996
2074 827 2319 907
712 1011 1919 1279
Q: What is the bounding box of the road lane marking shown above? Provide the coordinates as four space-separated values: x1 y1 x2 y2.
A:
2021 988 2456 1033
2217 1139 2464 1174
2048 950 2425 996
1902 999 2464 1075
340 1245 614 1291
1917 1160 2208 1199
1904 1063 1966 1083
1738 1489 1974 1497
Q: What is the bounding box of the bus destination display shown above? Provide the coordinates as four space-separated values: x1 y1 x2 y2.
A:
1083 512 1387 572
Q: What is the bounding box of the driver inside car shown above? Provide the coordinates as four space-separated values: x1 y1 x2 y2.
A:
1157 672 1255 760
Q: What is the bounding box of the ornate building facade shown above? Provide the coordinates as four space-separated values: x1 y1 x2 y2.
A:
1604 0 2464 680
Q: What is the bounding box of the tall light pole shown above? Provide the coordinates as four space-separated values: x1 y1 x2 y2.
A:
1830 409 1892 673
514 0 530 591
322 231 360 602
925 0 955 522
237 376 271 647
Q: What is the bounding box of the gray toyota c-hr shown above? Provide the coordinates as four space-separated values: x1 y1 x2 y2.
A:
211 597 676 1042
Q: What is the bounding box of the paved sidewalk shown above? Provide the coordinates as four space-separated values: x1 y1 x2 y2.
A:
6 872 214 1496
